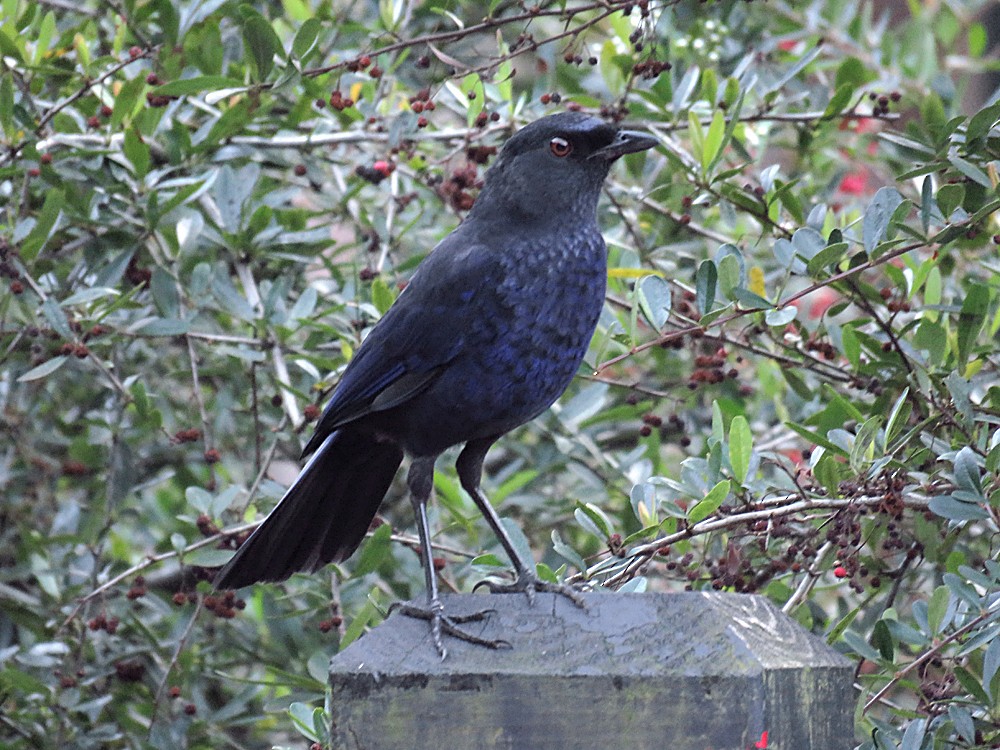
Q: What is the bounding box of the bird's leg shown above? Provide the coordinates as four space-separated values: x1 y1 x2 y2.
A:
391 456 509 658
457 439 585 608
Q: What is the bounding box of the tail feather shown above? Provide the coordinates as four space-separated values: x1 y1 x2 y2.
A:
214 429 403 589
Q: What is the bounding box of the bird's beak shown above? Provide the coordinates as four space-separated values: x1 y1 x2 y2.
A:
591 129 659 161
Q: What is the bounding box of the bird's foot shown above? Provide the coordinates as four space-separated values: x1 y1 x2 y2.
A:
390 599 511 659
476 573 586 608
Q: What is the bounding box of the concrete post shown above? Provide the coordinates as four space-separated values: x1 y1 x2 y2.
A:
328 591 854 750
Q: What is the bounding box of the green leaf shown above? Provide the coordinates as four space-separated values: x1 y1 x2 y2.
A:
953 446 982 495
849 416 881 472
17 356 68 382
984 637 1000 699
689 480 730 524
884 388 912 447
33 11 55 65
183 548 234 567
21 188 64 261
574 502 613 540
551 529 588 577
822 83 854 119
966 99 1000 143
133 318 191 336
949 154 993 188
695 259 717 316
243 16 283 81
928 495 989 521
123 127 150 179
826 604 861 645
111 76 147 128
728 415 752 485
717 252 741 300
0 28 25 66
926 585 951 636
0 73 14 137
687 110 704 167
834 56 874 89
352 523 393 576
806 242 849 275
636 275 671 331
935 182 967 221
702 109 726 173
862 187 904 254
921 92 947 139
370 277 395 315
291 17 321 63
153 76 246 97
150 268 180 318
957 283 990 366
462 72 485 126
288 702 321 742
871 620 895 661
764 306 796 327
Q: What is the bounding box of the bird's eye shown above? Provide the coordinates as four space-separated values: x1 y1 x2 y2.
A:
549 137 572 158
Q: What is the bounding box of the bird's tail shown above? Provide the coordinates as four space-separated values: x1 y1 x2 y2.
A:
214 429 403 589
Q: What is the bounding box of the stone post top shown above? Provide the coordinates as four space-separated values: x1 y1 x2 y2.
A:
330 591 851 676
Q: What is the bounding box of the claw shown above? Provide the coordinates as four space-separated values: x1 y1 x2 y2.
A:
392 601 510 657
481 573 586 608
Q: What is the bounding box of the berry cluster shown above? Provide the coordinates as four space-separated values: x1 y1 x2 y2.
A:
688 346 739 389
87 612 121 634
201 590 246 619
172 428 202 444
433 163 481 212
328 89 355 111
466 145 497 165
355 159 395 184
868 90 901 117
1 237 25 295
633 58 671 80
318 615 344 632
562 51 598 66
879 286 912 314
126 575 147 600
804 334 837 360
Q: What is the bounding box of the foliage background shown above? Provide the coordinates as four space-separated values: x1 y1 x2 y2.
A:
2 0 1000 747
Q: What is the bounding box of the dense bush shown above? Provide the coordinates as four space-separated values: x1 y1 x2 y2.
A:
2 0 1000 747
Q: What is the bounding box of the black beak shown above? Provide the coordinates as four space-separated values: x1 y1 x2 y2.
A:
591 128 659 161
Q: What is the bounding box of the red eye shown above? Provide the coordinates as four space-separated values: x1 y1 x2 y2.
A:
549 137 572 157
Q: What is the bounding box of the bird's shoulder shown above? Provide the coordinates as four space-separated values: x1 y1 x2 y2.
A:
300 228 509 454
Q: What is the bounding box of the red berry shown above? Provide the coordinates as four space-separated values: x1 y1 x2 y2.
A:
369 65 382 79
146 73 159 85
129 46 142 59
27 167 40 177
372 160 393 177
417 116 428 128
294 164 307 176
40 152 53 164
833 566 848 578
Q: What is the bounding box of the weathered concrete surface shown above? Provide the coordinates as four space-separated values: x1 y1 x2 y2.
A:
328 592 854 750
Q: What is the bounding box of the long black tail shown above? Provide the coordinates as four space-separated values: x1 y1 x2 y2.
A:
214 429 403 589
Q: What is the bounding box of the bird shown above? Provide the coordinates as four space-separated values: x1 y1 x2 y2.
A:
214 112 657 655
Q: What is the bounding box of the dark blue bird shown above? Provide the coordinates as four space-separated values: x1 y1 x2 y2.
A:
214 112 656 654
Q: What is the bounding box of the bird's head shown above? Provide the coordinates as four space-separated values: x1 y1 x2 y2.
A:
469 112 658 224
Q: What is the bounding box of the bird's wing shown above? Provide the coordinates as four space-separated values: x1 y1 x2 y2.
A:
301 233 504 457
